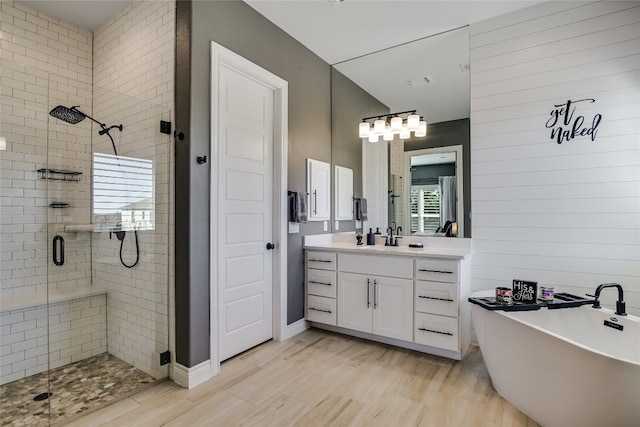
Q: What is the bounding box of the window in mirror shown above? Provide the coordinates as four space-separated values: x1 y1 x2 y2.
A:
410 185 440 234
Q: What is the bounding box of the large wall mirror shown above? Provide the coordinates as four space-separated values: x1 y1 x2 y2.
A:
331 26 471 238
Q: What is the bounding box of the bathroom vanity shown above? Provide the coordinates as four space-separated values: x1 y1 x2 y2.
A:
304 234 473 360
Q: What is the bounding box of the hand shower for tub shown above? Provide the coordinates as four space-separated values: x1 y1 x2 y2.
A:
49 105 139 269
49 105 123 155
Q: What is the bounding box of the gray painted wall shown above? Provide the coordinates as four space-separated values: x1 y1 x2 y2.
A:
411 163 456 185
179 0 336 361
175 0 428 366
404 119 471 237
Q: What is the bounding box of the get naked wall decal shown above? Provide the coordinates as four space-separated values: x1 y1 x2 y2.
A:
545 98 603 144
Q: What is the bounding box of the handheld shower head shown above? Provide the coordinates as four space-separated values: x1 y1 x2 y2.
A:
49 105 86 124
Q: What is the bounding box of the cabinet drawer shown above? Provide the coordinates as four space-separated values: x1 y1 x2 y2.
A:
338 253 412 279
415 281 459 317
307 269 336 298
415 258 458 283
414 312 459 352
307 295 336 325
307 251 336 271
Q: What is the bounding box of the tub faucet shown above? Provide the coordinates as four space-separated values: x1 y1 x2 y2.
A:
590 283 627 316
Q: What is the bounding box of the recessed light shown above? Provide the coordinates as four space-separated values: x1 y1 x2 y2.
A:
328 0 345 5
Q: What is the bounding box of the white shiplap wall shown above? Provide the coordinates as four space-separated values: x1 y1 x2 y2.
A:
470 1 640 314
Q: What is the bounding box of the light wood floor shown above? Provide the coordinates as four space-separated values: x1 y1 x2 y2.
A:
63 328 538 427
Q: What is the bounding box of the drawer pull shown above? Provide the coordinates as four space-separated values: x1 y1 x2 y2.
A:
418 327 453 336
309 307 332 314
309 280 332 286
309 259 332 263
418 269 454 274
418 295 454 302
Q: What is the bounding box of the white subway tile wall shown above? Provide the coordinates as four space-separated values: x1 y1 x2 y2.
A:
0 0 175 384
0 295 107 385
91 0 175 380
470 2 640 314
389 139 405 226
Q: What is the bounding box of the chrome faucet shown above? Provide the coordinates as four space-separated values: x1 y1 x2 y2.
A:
590 283 627 316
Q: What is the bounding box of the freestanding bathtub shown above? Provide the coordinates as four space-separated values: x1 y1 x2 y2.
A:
471 290 640 427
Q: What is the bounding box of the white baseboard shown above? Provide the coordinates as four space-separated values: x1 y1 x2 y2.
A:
280 318 309 340
172 360 214 389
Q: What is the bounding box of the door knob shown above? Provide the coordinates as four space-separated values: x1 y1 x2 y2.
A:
266 243 275 250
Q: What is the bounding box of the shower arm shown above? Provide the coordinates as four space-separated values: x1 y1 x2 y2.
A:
76 109 121 156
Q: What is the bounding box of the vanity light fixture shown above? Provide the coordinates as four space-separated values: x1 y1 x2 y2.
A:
359 110 427 142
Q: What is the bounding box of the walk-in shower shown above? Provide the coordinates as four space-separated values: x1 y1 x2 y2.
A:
0 66 171 425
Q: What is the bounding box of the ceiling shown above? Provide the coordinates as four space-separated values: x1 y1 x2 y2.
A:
17 1 132 32
17 0 545 123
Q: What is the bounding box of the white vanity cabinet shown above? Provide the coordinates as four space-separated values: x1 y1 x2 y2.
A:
337 272 413 341
304 242 471 361
413 258 464 352
305 251 337 325
337 253 413 341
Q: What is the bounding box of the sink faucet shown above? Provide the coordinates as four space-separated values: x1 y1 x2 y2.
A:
590 283 627 316
385 226 394 246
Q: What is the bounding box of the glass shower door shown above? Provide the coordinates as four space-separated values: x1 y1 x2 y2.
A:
43 84 171 423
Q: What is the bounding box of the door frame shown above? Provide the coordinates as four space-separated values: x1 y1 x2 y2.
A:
403 145 463 238
209 42 288 375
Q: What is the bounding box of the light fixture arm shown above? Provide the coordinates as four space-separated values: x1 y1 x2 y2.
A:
360 110 417 122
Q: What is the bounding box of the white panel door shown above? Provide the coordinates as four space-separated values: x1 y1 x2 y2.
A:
218 63 274 361
337 272 372 333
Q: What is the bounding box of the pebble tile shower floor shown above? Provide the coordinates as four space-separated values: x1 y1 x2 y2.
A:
0 353 155 426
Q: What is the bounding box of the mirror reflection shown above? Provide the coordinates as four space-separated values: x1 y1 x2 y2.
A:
331 26 470 237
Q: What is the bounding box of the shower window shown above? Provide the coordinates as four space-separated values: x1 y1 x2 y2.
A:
92 153 155 231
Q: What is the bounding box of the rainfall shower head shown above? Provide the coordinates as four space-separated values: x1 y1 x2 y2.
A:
48 105 123 156
49 105 87 124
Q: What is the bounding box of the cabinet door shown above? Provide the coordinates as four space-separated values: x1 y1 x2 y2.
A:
334 165 353 220
307 158 330 221
372 276 413 341
337 272 372 333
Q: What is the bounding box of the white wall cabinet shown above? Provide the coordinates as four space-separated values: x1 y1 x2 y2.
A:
334 165 353 220
306 158 331 221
